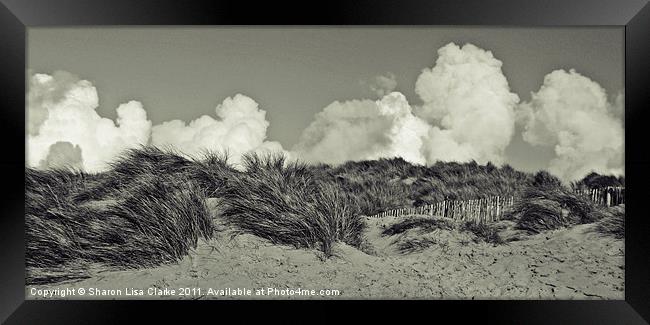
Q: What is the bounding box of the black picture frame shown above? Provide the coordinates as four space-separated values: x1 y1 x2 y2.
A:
1 0 649 323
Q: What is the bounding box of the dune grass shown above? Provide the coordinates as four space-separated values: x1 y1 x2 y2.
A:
381 217 453 236
459 221 504 245
27 175 213 284
382 216 504 249
25 167 95 216
26 151 216 285
595 205 624 239
505 186 602 234
219 153 365 256
26 146 624 283
572 172 625 189
331 158 532 212
72 146 205 202
396 238 445 254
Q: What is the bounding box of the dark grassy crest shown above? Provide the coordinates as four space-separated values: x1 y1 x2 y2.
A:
25 148 218 284
25 167 97 216
572 172 625 189
219 153 365 256
26 173 213 284
71 146 236 202
330 158 533 215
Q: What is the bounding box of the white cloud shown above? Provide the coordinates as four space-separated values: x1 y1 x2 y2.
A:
519 69 624 181
293 42 521 167
38 141 83 170
415 42 520 164
292 92 430 165
29 44 623 180
151 94 286 165
27 71 152 172
366 72 398 98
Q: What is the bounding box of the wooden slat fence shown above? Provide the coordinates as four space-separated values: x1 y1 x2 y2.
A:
369 186 624 223
573 186 625 207
370 196 515 224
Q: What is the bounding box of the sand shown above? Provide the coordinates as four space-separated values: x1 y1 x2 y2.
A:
26 208 624 300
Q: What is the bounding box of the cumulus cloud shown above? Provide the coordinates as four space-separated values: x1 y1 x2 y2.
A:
364 73 398 98
292 92 430 165
27 71 152 172
611 92 625 122
29 44 622 179
28 71 79 136
151 94 286 165
415 43 520 164
519 69 624 182
293 42 520 166
28 72 286 171
38 141 83 170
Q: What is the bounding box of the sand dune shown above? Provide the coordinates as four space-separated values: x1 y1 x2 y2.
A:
26 207 624 300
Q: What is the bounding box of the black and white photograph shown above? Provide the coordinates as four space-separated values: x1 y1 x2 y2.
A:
25 27 625 300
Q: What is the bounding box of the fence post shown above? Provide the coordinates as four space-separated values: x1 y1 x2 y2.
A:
450 201 453 219
443 200 446 218
452 201 456 220
483 198 487 223
473 199 477 221
592 189 596 202
470 200 474 222
488 198 491 222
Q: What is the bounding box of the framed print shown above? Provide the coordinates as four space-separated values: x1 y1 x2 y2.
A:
1 0 649 323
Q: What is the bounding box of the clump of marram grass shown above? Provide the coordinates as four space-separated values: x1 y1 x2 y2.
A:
595 205 624 239
382 217 505 249
25 167 92 197
26 146 238 285
397 238 447 254
25 167 96 216
189 150 238 198
313 181 366 251
381 216 453 236
71 146 196 202
506 186 602 234
459 221 504 245
72 146 238 202
219 152 364 256
26 173 213 285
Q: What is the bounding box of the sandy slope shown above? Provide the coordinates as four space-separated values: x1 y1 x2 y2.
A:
26 209 624 300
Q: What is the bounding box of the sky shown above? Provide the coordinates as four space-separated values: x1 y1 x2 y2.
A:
27 27 624 180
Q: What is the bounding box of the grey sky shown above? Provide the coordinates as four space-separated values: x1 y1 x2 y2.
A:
27 27 623 173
